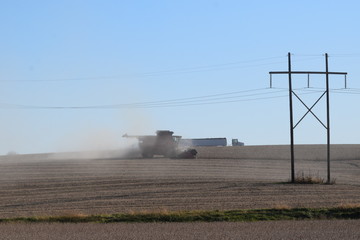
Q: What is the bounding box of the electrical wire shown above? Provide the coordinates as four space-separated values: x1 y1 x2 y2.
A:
1 53 357 109
0 56 324 83
2 53 356 82
2 85 357 110
330 54 360 57
136 90 321 108
0 88 289 109
0 56 287 82
136 56 287 77
331 89 360 95
292 53 360 58
281 87 360 95
341 88 360 92
124 89 288 108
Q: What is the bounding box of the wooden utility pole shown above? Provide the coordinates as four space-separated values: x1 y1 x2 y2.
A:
325 53 331 183
287 53 295 183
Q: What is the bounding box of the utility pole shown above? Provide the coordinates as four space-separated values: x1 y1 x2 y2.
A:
325 53 331 184
270 53 347 183
287 53 295 183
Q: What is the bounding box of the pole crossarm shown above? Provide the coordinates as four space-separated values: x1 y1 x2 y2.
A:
269 71 347 75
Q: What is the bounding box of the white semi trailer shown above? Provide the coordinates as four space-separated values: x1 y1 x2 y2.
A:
180 138 227 147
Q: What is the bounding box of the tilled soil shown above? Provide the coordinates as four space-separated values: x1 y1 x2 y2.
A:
0 220 360 240
0 151 359 218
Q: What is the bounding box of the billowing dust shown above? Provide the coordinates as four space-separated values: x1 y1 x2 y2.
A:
50 128 141 160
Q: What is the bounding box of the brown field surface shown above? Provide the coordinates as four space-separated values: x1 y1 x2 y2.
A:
0 220 359 240
0 145 359 218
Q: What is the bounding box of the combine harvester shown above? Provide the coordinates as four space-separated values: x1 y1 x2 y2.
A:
123 130 197 159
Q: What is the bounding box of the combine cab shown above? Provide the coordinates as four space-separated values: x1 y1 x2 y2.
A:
123 130 197 159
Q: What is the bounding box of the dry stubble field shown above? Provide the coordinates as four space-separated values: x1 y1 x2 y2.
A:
0 145 359 218
1 221 360 240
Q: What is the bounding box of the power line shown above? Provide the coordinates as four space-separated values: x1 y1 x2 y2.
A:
0 56 287 82
330 54 360 57
137 90 321 108
339 87 360 92
108 88 278 106
2 54 356 83
295 87 360 94
3 86 359 110
331 90 360 95
124 89 288 108
292 53 360 58
136 56 287 77
0 56 326 83
0 88 291 109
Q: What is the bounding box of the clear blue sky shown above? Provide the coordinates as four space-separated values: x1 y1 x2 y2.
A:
1 0 360 154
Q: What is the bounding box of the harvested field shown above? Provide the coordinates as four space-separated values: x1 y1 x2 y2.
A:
1 220 359 240
0 145 359 218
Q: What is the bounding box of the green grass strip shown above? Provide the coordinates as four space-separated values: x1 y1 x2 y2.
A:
1 207 359 223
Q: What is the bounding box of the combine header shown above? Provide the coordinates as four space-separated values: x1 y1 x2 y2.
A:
123 130 197 159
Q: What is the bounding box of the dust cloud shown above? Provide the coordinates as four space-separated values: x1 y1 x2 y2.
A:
49 107 158 160
50 128 141 160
